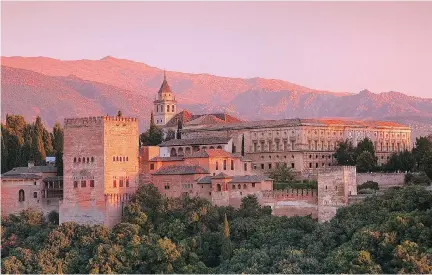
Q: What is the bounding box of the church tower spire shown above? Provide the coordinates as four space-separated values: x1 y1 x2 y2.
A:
153 70 177 126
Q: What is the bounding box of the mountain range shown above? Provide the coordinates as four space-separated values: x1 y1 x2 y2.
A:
2 56 432 139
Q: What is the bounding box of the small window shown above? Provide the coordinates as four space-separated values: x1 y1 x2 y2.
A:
291 163 295 168
113 156 116 161
90 180 95 187
216 161 219 170
261 164 264 169
231 160 234 170
74 157 77 163
209 192 212 195
123 157 126 161
34 181 37 185
87 157 90 163
325 185 328 190
78 157 81 162
119 179 124 187
91 157 94 162
268 163 272 169
252 183 256 187
116 156 119 161
150 164 155 170
243 184 247 189
33 192 37 198
126 156 128 161
126 178 130 187
309 163 312 168
244 163 247 171
113 180 117 188
316 163 318 168
223 160 227 170
81 180 86 188
18 189 25 202
233 185 236 189
238 184 241 189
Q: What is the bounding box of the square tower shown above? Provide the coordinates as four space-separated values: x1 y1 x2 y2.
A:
60 116 139 228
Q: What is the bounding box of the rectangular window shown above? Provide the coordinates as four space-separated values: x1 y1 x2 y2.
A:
74 181 78 188
291 163 295 168
126 178 130 187
261 142 265 152
244 163 247 171
252 183 255 188
81 180 86 188
231 160 234 170
253 143 257 152
261 164 264 169
113 180 117 188
150 163 155 170
276 141 280 151
119 178 124 187
90 180 95 187
33 192 38 198
223 160 227 170
283 140 288 151
268 141 272 152
268 163 272 169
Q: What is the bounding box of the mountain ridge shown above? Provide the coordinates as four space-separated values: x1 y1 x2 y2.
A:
1 56 432 138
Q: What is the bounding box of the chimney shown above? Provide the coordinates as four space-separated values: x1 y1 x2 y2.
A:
28 161 35 168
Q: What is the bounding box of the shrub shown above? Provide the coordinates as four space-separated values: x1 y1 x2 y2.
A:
357 181 379 191
404 172 432 186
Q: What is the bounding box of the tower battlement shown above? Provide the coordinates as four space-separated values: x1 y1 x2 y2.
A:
64 116 138 127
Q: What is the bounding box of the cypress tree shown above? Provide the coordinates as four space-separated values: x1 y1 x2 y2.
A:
1 126 8 173
220 213 233 261
176 119 182 139
241 134 245 156
52 122 64 176
32 117 46 165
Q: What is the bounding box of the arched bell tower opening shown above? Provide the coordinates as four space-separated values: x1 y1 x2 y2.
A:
153 70 177 126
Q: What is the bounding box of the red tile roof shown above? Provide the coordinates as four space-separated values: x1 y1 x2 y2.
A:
153 165 209 175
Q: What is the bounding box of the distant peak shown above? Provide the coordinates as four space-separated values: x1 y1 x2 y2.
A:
359 89 372 95
100 55 116 61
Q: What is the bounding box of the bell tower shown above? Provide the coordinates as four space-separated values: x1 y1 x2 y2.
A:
153 70 177 126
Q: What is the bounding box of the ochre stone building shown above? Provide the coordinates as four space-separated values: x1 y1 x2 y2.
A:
59 116 139 228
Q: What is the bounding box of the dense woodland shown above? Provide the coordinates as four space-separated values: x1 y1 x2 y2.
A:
1 115 64 175
2 184 432 274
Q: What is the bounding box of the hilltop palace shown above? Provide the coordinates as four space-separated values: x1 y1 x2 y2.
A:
1 72 412 226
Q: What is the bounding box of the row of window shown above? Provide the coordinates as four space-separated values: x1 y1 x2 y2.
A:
232 183 255 190
254 163 296 170
113 156 129 162
113 177 130 188
74 157 95 163
18 189 39 202
215 160 235 171
253 140 296 152
156 104 175 113
73 180 95 188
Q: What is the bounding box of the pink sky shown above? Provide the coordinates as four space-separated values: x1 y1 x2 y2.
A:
2 1 432 98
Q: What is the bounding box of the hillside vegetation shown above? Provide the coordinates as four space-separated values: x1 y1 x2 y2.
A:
2 185 432 274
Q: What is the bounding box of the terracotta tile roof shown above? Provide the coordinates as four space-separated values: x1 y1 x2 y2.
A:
1 173 43 180
212 172 232 179
164 110 193 127
183 118 409 132
2 165 57 175
229 175 273 183
153 165 209 175
159 136 231 147
197 176 212 184
187 115 226 126
149 156 185 162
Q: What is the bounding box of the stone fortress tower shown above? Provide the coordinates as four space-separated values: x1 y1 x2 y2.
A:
59 116 139 228
154 70 177 126
317 166 357 223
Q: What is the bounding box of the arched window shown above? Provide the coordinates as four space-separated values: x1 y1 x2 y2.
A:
87 157 90 163
113 156 116 161
116 156 119 161
178 147 184 156
91 157 94 162
18 189 25 202
223 160 227 170
74 157 77 163
243 184 247 189
231 160 234 170
170 148 177 157
238 184 241 189
232 185 236 189
217 184 221 192
123 156 126 161
172 105 175 112
202 146 207 150
217 146 222 149
209 146 215 149
216 161 219 170
185 147 191 155
126 157 128 161
166 105 169 112
78 157 81 162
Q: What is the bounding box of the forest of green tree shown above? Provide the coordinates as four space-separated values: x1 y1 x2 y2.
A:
2 184 432 274
1 114 64 175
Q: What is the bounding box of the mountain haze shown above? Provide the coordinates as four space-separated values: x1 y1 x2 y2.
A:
2 56 432 138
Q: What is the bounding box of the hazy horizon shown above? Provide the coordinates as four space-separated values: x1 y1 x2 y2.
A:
2 1 432 97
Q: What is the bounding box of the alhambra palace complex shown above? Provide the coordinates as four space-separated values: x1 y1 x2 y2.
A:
1 73 412 227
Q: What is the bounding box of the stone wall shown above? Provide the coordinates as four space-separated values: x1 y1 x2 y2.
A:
357 173 405 189
260 189 318 218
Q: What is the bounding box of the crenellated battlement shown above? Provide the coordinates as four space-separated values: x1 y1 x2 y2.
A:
318 166 356 174
64 116 138 127
262 188 317 199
